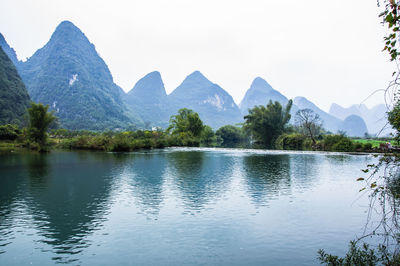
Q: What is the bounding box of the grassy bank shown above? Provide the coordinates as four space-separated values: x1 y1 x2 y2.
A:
352 138 395 148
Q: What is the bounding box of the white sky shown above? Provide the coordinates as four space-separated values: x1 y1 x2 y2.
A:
0 0 395 111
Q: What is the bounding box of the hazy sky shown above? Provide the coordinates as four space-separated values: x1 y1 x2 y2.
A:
0 0 394 111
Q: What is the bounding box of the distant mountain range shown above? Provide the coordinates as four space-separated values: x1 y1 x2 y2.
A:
293 96 342 132
0 20 391 136
329 103 392 135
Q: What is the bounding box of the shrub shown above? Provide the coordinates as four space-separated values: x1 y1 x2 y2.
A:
332 138 354 152
323 134 354 152
0 124 21 140
111 134 131 152
354 142 363 151
363 143 373 151
275 133 306 150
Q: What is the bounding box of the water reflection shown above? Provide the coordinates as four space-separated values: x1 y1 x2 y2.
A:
243 154 291 206
0 149 375 265
122 153 167 217
1 152 118 263
289 154 319 189
167 151 233 211
26 153 50 188
0 154 28 254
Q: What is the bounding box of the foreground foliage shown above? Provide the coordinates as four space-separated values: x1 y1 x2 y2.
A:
319 1 400 264
318 241 400 266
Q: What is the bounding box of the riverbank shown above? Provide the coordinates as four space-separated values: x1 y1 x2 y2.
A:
0 124 396 154
0 137 392 155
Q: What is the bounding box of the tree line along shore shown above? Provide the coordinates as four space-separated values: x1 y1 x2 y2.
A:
0 101 396 154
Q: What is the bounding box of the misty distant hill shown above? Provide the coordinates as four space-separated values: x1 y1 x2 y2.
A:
339 115 368 137
329 103 392 135
239 77 289 115
293 97 342 133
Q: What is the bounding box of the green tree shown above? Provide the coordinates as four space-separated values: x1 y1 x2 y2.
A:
167 108 205 137
200 125 221 147
27 102 57 149
388 103 400 132
216 125 247 148
243 100 292 148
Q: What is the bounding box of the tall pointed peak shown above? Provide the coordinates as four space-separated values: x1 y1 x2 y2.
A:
48 20 88 44
182 70 212 85
55 20 80 32
249 77 273 92
129 71 166 97
144 70 161 79
251 77 271 87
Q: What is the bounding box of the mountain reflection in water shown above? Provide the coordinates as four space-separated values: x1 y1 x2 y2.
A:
0 148 375 265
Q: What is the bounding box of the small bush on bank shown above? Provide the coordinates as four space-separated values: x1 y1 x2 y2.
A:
0 124 21 140
332 138 354 152
322 134 354 152
363 143 373 151
275 133 307 150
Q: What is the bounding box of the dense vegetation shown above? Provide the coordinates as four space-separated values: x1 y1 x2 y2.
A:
0 102 392 154
0 46 30 126
243 100 293 148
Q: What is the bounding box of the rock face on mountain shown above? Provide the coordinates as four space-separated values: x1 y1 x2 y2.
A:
339 115 368 137
293 96 342 133
329 103 391 135
124 71 169 127
0 46 30 125
168 71 243 128
239 77 289 115
0 33 20 68
16 21 136 130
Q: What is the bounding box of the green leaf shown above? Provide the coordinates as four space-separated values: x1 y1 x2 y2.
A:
386 13 394 23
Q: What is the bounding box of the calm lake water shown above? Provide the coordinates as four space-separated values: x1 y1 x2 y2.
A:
0 148 376 265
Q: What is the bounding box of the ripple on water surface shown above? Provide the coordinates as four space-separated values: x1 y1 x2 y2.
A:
0 148 376 265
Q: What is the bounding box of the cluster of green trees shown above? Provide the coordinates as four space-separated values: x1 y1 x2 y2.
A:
0 102 57 151
0 100 387 153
